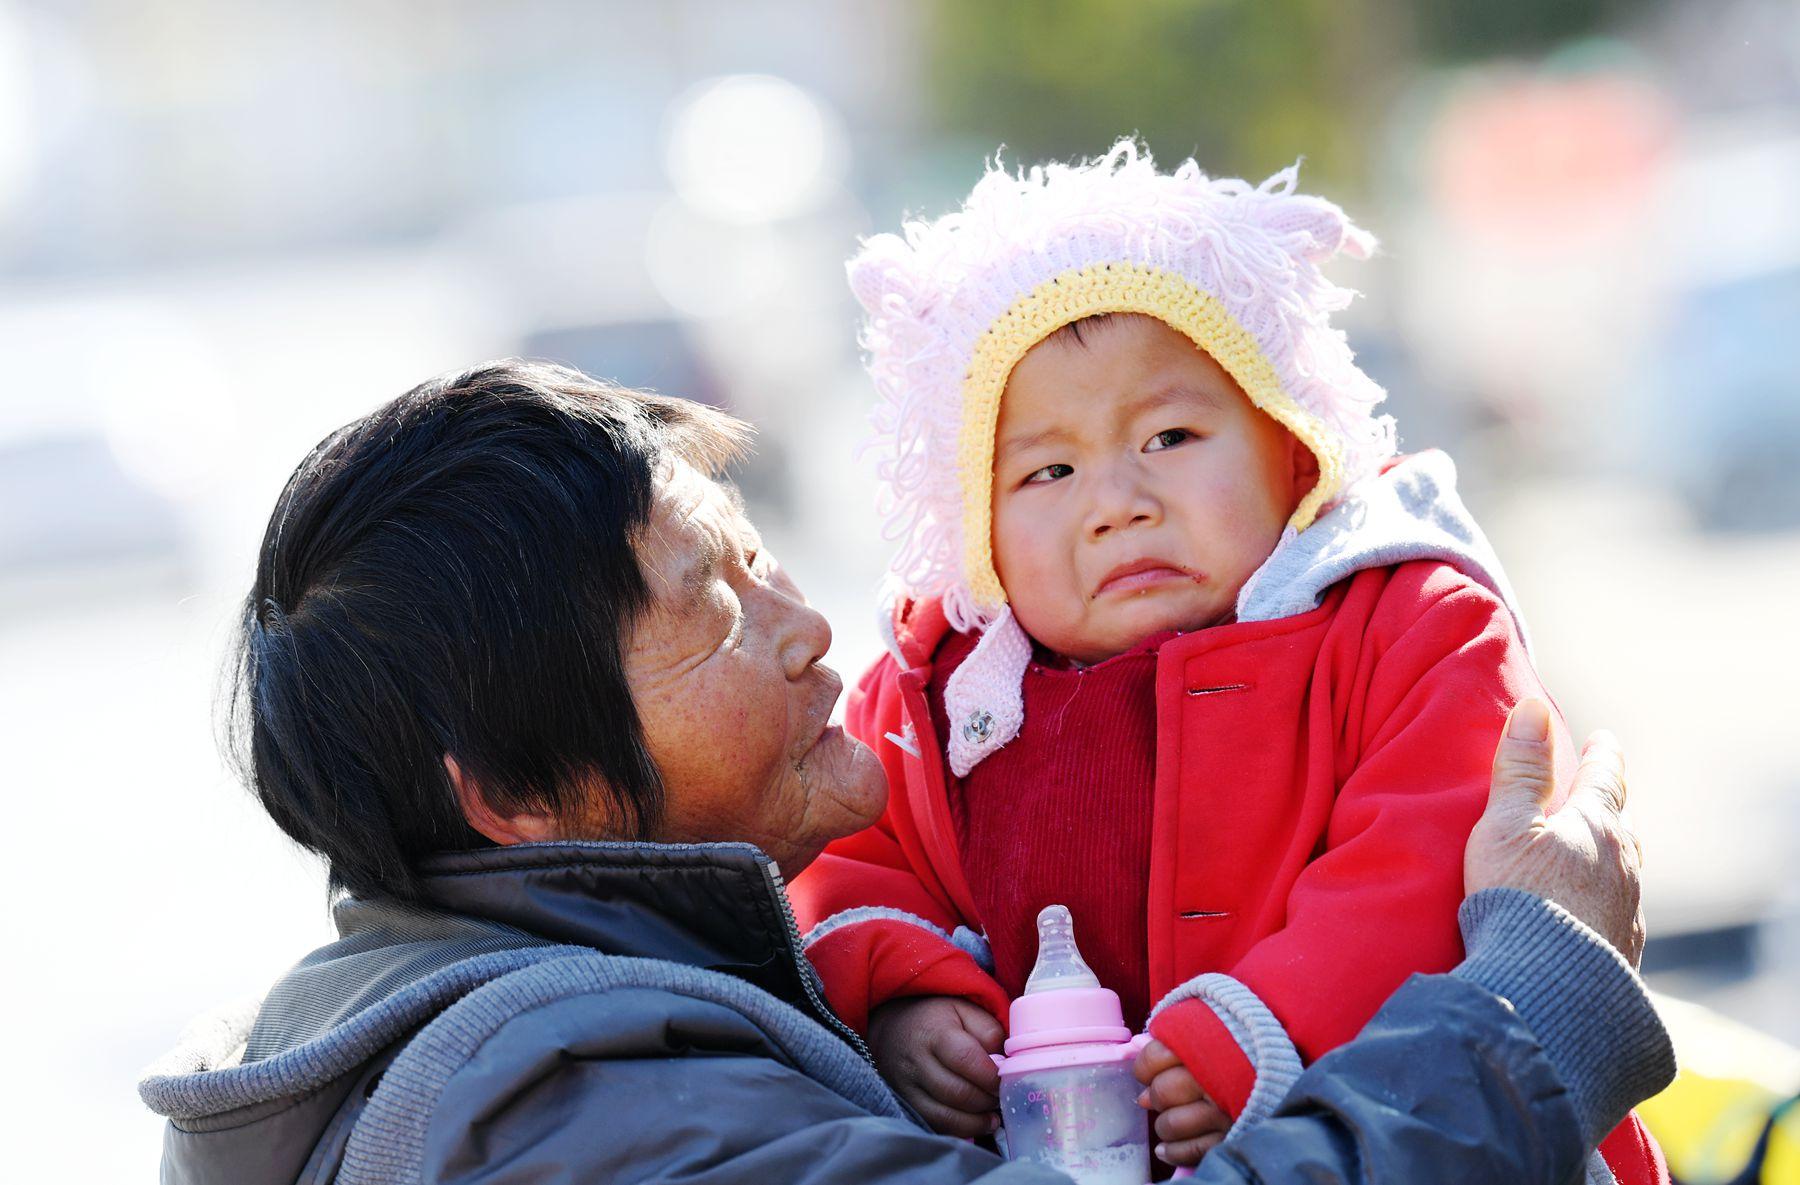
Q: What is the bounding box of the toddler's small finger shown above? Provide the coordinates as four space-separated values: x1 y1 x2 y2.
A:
1133 1038 1181 1084
1156 1132 1226 1167
913 1093 998 1140
1154 1099 1229 1144
933 1029 1002 1093
1144 1065 1204 1111
916 1052 999 1114
957 1002 1007 1052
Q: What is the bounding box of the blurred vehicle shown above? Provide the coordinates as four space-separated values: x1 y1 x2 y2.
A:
1650 263 1800 532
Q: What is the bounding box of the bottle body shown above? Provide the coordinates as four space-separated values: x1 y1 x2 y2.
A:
996 1044 1150 1185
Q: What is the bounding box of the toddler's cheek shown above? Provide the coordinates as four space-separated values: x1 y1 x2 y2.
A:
1001 586 1084 660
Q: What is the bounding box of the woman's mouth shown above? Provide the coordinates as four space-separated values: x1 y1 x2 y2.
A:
799 670 846 762
794 721 837 773
1093 558 1202 598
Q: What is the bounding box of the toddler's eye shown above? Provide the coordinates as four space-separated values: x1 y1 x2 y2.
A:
1023 463 1074 485
1145 428 1191 452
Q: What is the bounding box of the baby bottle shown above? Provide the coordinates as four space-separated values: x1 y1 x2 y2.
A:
991 905 1152 1185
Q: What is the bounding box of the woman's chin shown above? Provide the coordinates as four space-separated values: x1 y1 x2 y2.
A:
790 729 888 864
823 728 889 824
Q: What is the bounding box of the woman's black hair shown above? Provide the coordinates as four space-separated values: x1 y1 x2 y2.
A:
226 360 750 901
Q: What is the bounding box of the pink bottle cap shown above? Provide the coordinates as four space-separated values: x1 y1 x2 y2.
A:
1004 986 1132 1055
995 906 1139 1062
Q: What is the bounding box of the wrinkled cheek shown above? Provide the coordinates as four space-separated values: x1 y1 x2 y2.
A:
809 737 885 821
707 694 761 743
684 676 784 760
787 742 885 867
648 691 779 840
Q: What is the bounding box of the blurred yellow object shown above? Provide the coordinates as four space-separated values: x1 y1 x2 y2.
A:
1638 994 1800 1184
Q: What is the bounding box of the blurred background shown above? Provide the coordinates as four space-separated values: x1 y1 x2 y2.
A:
0 0 1795 1178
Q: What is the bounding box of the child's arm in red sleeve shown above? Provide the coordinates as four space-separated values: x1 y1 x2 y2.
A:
788 653 1008 1034
1149 567 1572 1129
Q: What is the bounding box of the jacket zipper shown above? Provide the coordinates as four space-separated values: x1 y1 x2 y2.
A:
760 859 877 1066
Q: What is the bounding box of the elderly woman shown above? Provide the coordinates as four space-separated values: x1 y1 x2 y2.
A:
141 362 1673 1184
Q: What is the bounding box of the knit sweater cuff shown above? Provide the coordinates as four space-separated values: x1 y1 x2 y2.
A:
1451 888 1676 1147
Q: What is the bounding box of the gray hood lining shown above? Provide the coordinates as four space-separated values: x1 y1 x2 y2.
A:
139 946 577 1121
1236 449 1532 655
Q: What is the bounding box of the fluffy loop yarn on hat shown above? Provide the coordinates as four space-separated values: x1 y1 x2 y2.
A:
851 139 1395 632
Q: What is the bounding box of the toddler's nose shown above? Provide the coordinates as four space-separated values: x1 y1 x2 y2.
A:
1086 470 1161 538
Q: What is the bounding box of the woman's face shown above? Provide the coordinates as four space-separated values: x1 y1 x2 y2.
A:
622 459 887 875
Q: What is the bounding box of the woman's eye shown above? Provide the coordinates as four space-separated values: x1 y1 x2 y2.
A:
716 594 745 649
1023 463 1074 485
1145 428 1191 452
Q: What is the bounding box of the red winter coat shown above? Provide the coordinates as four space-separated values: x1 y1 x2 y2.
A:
790 559 1663 1184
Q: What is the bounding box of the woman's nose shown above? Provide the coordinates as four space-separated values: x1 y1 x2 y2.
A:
1086 467 1162 539
776 584 833 680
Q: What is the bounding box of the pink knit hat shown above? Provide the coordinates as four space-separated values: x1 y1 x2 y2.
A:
849 140 1395 773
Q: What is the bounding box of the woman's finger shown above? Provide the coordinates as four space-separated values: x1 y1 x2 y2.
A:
1619 803 1644 868
1487 699 1558 817
1574 729 1628 816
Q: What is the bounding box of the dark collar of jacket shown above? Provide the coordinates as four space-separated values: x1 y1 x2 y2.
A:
414 839 824 1010
244 839 862 1067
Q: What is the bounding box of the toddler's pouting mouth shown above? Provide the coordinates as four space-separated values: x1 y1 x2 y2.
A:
1091 557 1205 599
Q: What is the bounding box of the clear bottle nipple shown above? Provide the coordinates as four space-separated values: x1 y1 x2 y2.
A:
1024 904 1101 994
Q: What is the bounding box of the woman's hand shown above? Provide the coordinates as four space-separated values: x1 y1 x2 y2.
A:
1466 700 1646 966
867 995 1004 1138
1134 1037 1231 1165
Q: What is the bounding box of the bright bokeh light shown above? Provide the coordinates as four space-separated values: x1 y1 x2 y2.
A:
0 3 39 219
645 198 788 317
93 309 239 502
663 73 847 224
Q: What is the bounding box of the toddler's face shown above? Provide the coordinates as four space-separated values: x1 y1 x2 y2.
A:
990 314 1314 665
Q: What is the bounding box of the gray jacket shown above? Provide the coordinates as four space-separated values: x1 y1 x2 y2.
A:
139 841 1674 1184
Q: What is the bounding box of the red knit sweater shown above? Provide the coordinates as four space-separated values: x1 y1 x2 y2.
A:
927 628 1164 1027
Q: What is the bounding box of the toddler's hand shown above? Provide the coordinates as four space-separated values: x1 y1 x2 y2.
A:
1134 1037 1232 1166
868 995 1004 1138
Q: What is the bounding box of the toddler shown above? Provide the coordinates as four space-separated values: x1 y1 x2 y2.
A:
790 141 1662 1183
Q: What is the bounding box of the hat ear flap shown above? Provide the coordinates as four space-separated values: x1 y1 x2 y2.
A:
846 233 920 316
1264 194 1377 264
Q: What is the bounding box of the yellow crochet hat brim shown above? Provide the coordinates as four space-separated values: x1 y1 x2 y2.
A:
957 263 1347 615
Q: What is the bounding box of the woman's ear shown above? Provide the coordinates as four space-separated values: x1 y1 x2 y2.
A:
444 754 561 846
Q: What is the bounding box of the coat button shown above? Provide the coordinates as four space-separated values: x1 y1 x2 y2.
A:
962 710 995 744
